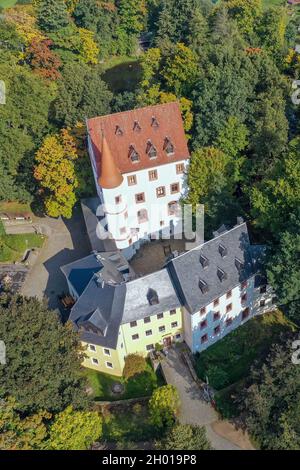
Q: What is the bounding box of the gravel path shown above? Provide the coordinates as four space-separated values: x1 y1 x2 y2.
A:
161 347 254 450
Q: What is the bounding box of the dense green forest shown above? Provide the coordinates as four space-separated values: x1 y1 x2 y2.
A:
1 0 300 450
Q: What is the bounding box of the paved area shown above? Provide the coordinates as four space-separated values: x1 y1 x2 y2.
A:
20 206 91 310
131 238 186 276
161 347 254 450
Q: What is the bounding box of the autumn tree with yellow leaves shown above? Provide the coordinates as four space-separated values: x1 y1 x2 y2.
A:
34 129 79 218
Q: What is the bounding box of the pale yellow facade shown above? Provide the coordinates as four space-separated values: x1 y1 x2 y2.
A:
82 307 183 377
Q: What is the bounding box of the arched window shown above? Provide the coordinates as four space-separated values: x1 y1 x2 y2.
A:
137 209 148 223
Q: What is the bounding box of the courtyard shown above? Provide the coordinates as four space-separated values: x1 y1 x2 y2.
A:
130 237 187 276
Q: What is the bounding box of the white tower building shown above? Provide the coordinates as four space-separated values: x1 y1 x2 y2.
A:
87 102 190 259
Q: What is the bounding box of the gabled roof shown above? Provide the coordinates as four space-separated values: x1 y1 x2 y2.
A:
70 278 126 349
87 102 190 177
167 222 259 314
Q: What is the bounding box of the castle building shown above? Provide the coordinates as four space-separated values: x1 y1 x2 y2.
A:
62 220 275 377
86 102 190 260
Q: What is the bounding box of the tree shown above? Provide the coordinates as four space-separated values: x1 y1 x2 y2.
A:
34 129 79 218
37 0 69 32
250 137 300 235
77 27 99 64
0 62 54 201
53 62 112 127
0 396 50 450
215 116 248 183
161 43 198 96
240 336 300 449
123 354 147 380
156 423 211 450
27 38 62 80
266 214 300 322
0 295 89 414
116 0 146 54
47 406 102 450
149 385 180 428
220 0 262 37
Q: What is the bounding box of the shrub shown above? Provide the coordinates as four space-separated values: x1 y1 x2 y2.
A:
123 354 147 380
149 385 180 429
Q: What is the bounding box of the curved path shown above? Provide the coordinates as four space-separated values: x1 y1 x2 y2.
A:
160 347 254 450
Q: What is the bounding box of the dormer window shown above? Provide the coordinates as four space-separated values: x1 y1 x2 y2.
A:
217 268 227 282
115 125 123 136
129 145 140 163
219 244 227 258
133 120 141 132
199 279 209 294
164 137 174 156
147 288 159 306
200 254 209 269
151 116 159 128
235 258 244 271
146 140 157 159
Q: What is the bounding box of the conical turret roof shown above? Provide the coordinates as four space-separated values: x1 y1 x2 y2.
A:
98 133 123 189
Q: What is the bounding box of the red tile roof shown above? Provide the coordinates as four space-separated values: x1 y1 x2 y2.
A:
87 102 190 178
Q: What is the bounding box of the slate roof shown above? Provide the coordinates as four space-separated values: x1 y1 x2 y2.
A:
87 102 190 176
61 251 131 298
122 269 181 324
81 197 117 252
64 220 265 348
70 278 126 349
167 222 259 314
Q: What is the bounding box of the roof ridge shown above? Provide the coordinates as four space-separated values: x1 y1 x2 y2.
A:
87 101 180 123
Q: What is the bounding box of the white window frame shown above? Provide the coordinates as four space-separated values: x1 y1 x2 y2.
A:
89 344 96 352
103 348 110 356
91 357 99 365
106 361 113 369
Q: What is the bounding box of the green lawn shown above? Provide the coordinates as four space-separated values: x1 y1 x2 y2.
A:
0 232 45 263
0 0 17 8
85 361 165 402
195 310 297 391
0 201 31 215
102 402 157 442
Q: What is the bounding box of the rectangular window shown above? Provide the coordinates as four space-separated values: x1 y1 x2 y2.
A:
146 344 154 351
106 362 113 369
145 330 152 336
135 192 145 203
213 312 220 322
226 317 233 327
260 285 267 294
175 333 181 340
226 303 232 313
171 321 178 328
201 334 208 344
214 325 221 336
170 309 176 315
157 313 164 320
115 195 122 204
159 325 166 333
144 316 151 324
91 358 99 365
241 293 247 303
120 227 126 235
213 299 219 307
127 175 137 186
176 163 184 174
89 344 96 352
200 307 206 316
260 300 266 307
242 307 250 320
124 211 128 219
170 182 180 194
103 348 110 356
226 290 232 299
200 320 207 330
130 321 137 328
148 169 158 181
156 186 166 198
132 334 139 340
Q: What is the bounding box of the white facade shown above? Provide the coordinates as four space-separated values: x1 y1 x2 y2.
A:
183 276 275 354
88 134 188 259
